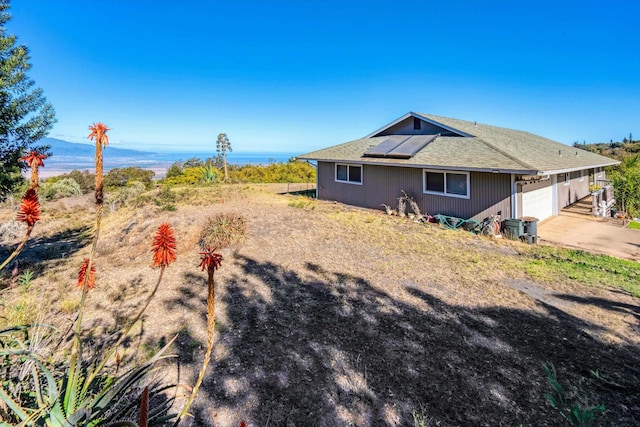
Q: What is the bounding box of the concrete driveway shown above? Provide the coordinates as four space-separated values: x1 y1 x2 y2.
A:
538 214 640 261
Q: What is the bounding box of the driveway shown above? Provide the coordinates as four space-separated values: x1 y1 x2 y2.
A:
538 214 640 261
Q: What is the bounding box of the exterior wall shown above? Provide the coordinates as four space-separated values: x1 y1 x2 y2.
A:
556 169 591 208
378 117 458 136
516 177 554 216
517 178 555 221
593 167 606 185
317 162 512 220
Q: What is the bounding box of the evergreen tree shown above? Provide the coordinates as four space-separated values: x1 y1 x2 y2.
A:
216 132 232 181
0 0 56 200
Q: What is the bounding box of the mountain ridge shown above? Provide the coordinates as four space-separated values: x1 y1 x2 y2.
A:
41 138 156 157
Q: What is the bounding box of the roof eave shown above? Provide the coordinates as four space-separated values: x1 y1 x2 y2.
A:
541 160 621 175
296 156 538 174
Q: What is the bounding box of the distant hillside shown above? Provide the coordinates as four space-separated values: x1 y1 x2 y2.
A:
577 139 640 160
41 138 155 158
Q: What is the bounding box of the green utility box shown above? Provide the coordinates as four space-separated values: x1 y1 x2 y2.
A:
502 218 524 240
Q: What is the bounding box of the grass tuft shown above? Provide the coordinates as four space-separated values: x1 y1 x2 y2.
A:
59 298 80 314
198 212 247 250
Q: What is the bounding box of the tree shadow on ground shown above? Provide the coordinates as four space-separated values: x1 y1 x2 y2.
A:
554 293 640 323
0 225 92 286
169 255 640 426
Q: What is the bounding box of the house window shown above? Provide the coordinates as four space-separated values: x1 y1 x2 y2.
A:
570 171 581 181
335 164 362 185
413 117 421 130
423 169 470 198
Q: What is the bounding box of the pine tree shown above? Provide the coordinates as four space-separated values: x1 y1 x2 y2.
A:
0 0 56 200
216 132 232 181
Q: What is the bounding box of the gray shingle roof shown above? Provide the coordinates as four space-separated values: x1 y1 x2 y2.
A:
297 112 619 174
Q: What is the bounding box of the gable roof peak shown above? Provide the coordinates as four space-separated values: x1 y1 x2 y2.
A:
366 111 472 138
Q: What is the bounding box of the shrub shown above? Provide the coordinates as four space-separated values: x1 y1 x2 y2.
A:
40 177 82 200
104 167 155 188
166 161 184 178
46 169 95 193
227 160 315 183
163 166 206 186
609 157 640 218
206 154 225 170
184 157 204 168
106 180 147 211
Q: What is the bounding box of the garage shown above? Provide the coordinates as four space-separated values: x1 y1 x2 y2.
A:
521 183 554 222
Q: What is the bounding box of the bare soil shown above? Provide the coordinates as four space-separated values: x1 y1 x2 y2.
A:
1 184 639 426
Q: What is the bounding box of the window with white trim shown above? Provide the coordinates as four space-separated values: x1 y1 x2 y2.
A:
423 170 470 198
335 164 362 185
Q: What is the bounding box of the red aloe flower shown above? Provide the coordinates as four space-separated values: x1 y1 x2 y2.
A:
16 189 40 226
19 151 47 167
77 258 96 291
151 223 177 267
87 122 111 146
239 422 247 427
199 246 223 273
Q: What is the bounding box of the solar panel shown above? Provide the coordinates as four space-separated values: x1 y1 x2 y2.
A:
363 135 410 157
386 135 438 158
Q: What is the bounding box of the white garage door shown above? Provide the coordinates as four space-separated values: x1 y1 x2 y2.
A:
522 185 553 221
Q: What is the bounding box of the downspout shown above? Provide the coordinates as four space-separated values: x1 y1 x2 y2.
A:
510 174 516 218
309 161 318 199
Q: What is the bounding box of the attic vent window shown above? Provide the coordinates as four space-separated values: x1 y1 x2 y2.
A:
413 117 421 130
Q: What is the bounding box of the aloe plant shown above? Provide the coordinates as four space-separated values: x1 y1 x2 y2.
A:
0 326 177 426
198 165 218 184
543 363 605 427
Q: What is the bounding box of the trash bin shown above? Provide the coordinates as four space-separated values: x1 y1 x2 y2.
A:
611 207 618 218
522 216 539 237
502 218 524 240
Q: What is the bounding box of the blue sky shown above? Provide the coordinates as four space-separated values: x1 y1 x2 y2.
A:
8 0 640 153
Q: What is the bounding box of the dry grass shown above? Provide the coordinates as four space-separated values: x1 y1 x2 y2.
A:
1 183 639 426
198 212 247 250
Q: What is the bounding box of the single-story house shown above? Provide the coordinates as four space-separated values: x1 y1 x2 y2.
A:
297 112 620 222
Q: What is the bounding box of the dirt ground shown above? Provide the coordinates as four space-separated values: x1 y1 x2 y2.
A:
1 185 639 426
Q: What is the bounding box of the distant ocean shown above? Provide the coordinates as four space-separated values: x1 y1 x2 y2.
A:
41 151 299 178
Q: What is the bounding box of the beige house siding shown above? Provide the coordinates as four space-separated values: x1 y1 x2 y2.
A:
516 177 553 212
516 177 555 220
317 162 512 220
557 169 590 208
